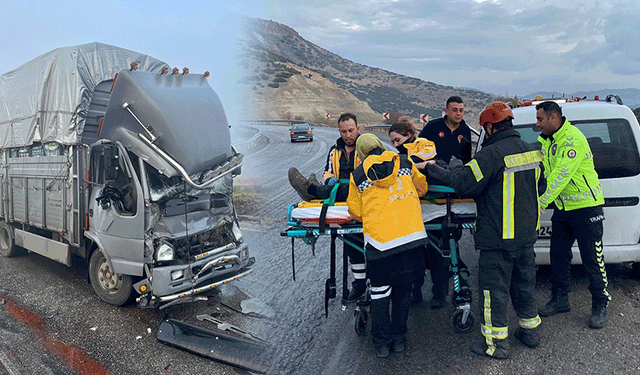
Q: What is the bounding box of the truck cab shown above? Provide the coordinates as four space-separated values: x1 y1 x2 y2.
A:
0 43 253 309
84 69 253 308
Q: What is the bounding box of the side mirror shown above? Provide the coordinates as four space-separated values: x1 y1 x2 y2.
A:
104 144 119 182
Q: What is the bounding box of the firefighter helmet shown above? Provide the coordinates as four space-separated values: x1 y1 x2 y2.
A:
479 102 514 127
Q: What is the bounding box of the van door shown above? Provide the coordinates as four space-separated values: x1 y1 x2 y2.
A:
86 141 145 276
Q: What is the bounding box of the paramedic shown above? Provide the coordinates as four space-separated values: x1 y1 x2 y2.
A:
387 117 437 305
535 101 610 329
446 102 542 359
289 113 366 302
346 134 428 358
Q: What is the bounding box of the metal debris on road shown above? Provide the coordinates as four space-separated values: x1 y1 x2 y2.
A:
196 314 268 344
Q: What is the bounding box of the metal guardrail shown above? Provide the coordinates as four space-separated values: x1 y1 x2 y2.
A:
232 128 262 150
238 119 321 126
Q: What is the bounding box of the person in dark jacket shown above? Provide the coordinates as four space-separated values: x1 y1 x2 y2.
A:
439 102 542 359
418 96 472 164
419 97 474 308
347 134 428 358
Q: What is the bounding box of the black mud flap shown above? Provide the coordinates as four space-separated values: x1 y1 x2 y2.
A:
157 318 268 373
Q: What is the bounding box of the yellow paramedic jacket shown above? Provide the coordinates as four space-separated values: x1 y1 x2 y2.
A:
347 150 429 257
404 137 437 163
322 137 362 183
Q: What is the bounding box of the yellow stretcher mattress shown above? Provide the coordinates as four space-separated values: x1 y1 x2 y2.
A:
291 199 476 225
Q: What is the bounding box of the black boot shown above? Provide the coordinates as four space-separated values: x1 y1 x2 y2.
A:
515 327 540 348
471 337 509 359
346 280 367 303
589 298 608 329
538 289 570 317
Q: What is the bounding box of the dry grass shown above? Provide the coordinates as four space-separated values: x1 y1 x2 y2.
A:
233 185 265 217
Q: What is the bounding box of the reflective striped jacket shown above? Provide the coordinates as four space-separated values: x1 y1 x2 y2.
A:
347 150 429 259
322 137 362 184
404 137 437 163
538 119 604 211
450 128 541 250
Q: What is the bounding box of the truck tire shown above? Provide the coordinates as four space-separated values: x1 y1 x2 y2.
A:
0 221 18 257
89 250 134 306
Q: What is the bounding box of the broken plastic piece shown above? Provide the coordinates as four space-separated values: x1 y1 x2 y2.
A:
240 298 275 318
157 318 268 373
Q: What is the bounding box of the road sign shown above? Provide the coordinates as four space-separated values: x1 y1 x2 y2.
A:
325 113 331 119
420 114 432 123
382 112 390 120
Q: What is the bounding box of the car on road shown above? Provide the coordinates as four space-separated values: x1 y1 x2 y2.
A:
477 96 640 270
290 123 313 142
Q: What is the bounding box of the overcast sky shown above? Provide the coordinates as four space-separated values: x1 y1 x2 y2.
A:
2 0 639 104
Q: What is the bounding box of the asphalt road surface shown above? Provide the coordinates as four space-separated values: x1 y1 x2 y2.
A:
1 124 639 375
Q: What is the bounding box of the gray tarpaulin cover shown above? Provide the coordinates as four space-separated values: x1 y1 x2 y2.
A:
0 42 167 148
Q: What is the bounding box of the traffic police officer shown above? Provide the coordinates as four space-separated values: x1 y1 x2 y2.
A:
536 101 610 329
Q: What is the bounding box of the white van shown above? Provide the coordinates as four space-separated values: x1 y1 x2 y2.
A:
478 97 640 269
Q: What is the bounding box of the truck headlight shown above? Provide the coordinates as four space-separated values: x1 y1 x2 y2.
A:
156 240 175 261
232 221 243 242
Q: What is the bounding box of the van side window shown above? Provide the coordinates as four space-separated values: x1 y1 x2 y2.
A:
574 119 640 179
513 119 640 180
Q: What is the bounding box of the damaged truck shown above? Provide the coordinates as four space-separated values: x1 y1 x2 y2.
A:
0 42 253 309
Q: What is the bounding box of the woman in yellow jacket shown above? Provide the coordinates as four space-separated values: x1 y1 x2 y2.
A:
388 118 452 308
347 134 429 358
388 116 437 171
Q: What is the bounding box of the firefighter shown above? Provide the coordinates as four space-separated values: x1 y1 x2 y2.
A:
346 134 428 358
535 101 610 329
443 102 542 359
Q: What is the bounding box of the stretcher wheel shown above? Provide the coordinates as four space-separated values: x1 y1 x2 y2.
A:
354 307 368 335
451 309 476 333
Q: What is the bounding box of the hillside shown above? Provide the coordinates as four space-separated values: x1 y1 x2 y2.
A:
236 18 496 126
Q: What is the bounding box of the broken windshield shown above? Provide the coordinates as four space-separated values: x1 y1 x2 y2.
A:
145 162 233 202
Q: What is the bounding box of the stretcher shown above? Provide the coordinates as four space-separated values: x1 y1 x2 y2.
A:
280 185 478 333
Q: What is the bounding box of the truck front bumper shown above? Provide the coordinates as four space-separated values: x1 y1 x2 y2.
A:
138 242 254 308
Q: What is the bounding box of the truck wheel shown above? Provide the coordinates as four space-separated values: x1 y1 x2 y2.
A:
89 250 134 306
0 221 18 257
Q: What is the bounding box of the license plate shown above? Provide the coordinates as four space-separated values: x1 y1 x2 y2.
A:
538 225 552 238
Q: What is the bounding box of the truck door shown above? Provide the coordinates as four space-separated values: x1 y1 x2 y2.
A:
86 141 145 276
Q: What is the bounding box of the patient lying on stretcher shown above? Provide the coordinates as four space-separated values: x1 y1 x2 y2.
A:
288 135 390 202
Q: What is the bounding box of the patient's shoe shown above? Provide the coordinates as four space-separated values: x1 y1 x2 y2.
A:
288 167 317 202
308 173 321 186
